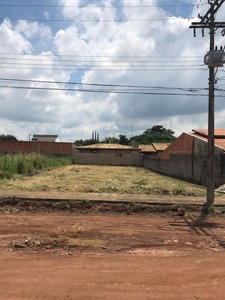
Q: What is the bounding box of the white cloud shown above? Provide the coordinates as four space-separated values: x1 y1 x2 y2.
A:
54 27 87 55
0 19 32 53
15 20 52 40
0 1 225 142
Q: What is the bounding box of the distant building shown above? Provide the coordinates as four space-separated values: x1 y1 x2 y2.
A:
31 135 60 142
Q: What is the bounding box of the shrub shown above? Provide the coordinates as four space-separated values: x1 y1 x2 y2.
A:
17 160 24 174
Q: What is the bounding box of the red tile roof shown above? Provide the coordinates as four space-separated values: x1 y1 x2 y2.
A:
192 129 225 137
190 129 225 151
215 139 225 150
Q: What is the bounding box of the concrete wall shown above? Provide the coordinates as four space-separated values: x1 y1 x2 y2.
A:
73 152 144 166
143 154 193 181
143 134 225 188
0 141 74 155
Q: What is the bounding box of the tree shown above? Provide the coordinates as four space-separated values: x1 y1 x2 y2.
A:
130 125 176 144
74 139 98 146
119 134 129 145
0 134 17 141
74 126 176 147
102 136 119 144
74 139 84 146
82 139 98 146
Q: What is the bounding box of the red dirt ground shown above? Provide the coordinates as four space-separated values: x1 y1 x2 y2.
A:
1 211 225 299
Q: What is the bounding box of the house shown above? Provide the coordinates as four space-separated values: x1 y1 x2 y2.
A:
73 143 170 166
191 129 225 151
139 143 171 156
144 129 225 188
77 143 170 155
31 134 60 142
75 143 141 165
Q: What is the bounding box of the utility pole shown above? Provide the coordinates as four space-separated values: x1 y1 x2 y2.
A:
190 0 225 204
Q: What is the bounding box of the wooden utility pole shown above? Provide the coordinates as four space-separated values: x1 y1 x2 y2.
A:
190 0 225 204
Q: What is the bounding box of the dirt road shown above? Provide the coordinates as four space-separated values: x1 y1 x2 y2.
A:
1 212 225 299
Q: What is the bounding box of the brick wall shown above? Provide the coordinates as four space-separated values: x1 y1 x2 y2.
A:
160 133 193 159
0 141 73 155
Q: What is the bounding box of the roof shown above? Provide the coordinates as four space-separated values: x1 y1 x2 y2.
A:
214 139 225 150
78 143 134 149
153 143 171 151
138 145 156 152
78 143 171 152
190 129 225 151
192 129 225 138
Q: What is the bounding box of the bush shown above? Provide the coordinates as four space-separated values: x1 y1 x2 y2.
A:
17 160 24 174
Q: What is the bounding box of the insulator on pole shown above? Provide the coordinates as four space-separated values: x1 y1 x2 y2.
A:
194 28 196 37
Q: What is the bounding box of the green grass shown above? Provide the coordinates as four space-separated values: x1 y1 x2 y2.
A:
0 153 72 179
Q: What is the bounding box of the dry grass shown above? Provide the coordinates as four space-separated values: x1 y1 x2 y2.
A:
0 164 206 197
45 223 105 248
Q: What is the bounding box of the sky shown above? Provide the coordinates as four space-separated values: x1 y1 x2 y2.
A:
0 0 225 142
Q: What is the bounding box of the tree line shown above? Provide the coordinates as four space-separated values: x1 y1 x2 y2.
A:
74 125 176 146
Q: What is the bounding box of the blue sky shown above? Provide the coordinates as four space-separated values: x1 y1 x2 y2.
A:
158 0 194 17
0 0 225 142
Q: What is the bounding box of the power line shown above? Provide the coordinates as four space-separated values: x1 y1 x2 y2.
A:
0 3 206 8
0 77 208 91
0 57 203 63
0 53 205 69
0 77 215 96
0 17 195 22
0 84 211 96
0 66 207 71
0 53 206 72
0 61 204 67
0 52 203 59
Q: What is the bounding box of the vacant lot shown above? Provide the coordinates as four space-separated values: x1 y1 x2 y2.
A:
1 213 225 299
0 164 206 196
1 165 225 299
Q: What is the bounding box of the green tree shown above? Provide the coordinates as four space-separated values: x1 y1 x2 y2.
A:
82 139 98 146
0 134 17 141
130 125 176 144
74 139 84 146
102 136 119 144
119 134 129 145
74 139 98 146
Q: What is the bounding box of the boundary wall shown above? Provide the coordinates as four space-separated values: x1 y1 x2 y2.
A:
0 141 74 155
73 153 143 166
143 140 224 188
